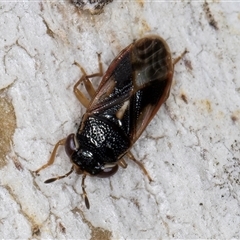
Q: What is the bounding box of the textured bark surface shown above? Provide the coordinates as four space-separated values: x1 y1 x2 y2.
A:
0 1 239 239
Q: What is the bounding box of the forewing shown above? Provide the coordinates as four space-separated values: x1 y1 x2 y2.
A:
127 36 173 143
87 44 134 113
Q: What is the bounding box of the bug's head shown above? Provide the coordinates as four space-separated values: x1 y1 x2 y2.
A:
65 133 118 178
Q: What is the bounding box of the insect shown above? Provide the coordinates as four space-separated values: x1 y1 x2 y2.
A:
35 35 187 209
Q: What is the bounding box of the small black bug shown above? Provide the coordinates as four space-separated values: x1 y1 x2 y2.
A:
35 35 187 209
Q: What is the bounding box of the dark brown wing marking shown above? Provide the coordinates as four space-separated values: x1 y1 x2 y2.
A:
129 36 173 143
87 44 134 113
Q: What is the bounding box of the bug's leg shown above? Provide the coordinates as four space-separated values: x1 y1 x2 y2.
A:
82 174 90 209
44 166 74 183
127 151 153 182
34 138 66 175
73 75 90 108
118 159 128 169
73 53 103 107
173 49 188 66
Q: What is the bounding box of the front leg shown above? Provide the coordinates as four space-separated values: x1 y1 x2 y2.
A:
34 138 66 174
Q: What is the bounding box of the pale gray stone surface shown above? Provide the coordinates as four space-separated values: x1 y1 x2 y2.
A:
0 1 239 239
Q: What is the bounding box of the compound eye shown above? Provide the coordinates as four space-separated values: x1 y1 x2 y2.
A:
96 164 118 178
65 134 79 157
